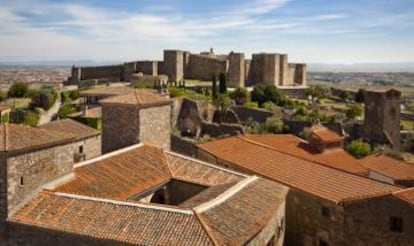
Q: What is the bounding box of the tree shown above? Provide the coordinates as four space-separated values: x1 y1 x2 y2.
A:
355 89 364 103
251 84 284 106
0 91 5 102
262 101 282 117
230 87 249 105
57 103 75 119
345 140 371 158
339 91 351 100
346 104 363 120
219 73 227 94
263 116 284 133
8 83 29 98
31 88 57 110
306 85 328 99
214 94 231 114
212 74 218 99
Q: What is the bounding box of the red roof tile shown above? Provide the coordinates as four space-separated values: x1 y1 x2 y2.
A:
198 136 401 204
309 124 343 143
393 188 414 205
39 119 99 140
360 153 414 181
0 124 74 153
245 134 367 175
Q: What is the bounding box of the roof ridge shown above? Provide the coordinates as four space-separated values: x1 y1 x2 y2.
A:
194 176 257 213
192 209 220 246
238 135 366 176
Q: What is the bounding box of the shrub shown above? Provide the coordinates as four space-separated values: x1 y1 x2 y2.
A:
8 83 29 98
306 85 329 99
345 140 371 158
262 101 282 117
346 104 363 120
57 103 75 119
355 89 364 103
214 94 231 114
243 101 259 108
251 84 284 106
0 91 5 102
19 109 40 126
230 87 249 105
263 116 284 134
31 88 57 110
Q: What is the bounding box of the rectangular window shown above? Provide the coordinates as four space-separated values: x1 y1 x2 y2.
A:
321 206 330 218
390 216 403 233
79 145 84 154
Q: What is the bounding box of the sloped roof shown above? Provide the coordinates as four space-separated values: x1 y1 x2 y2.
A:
309 124 343 143
198 136 401 204
68 107 102 118
79 86 134 97
10 144 285 245
12 191 213 245
100 89 171 107
54 145 171 200
360 153 414 181
0 124 74 153
393 188 414 205
39 119 99 140
195 177 288 245
245 134 367 175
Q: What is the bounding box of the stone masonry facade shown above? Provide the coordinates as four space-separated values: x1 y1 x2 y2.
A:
68 49 307 88
139 105 171 150
0 144 75 219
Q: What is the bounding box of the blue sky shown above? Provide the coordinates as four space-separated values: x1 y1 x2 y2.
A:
0 0 413 63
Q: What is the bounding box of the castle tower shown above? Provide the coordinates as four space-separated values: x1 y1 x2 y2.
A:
279 54 288 86
163 50 184 82
294 64 307 86
363 88 401 147
250 53 282 86
228 52 245 87
101 89 172 153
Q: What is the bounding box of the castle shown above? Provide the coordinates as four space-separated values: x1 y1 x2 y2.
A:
68 48 307 88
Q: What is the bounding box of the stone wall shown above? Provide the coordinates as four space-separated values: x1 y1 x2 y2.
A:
294 63 307 86
342 196 414 246
200 122 244 138
1 144 75 218
136 61 158 76
231 106 273 124
164 50 184 82
186 54 227 81
79 65 123 81
228 52 245 87
363 90 401 146
171 134 198 157
102 104 140 153
122 62 136 82
139 105 171 150
71 135 102 161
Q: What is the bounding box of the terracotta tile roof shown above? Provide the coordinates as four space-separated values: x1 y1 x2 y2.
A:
54 145 171 200
196 177 288 245
68 107 102 118
360 153 414 181
11 191 213 245
0 123 74 153
164 152 244 186
245 134 367 175
39 119 99 140
10 144 288 245
393 188 414 205
79 86 134 97
309 124 343 143
100 89 171 107
198 136 401 204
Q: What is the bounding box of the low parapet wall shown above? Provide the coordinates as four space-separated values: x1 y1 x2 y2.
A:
80 65 123 81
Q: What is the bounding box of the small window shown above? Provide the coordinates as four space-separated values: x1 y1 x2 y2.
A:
321 206 330 218
390 216 403 233
20 177 24 186
79 145 84 154
319 239 329 246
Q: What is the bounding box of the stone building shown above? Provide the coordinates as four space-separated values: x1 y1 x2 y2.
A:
2 143 288 245
79 86 135 105
363 88 401 147
0 124 76 219
68 48 307 89
39 119 101 161
100 89 172 153
197 135 414 245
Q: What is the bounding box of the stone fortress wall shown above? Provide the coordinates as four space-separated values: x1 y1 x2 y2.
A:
68 48 307 89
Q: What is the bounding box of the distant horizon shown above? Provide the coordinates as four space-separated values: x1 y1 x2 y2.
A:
0 0 413 63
